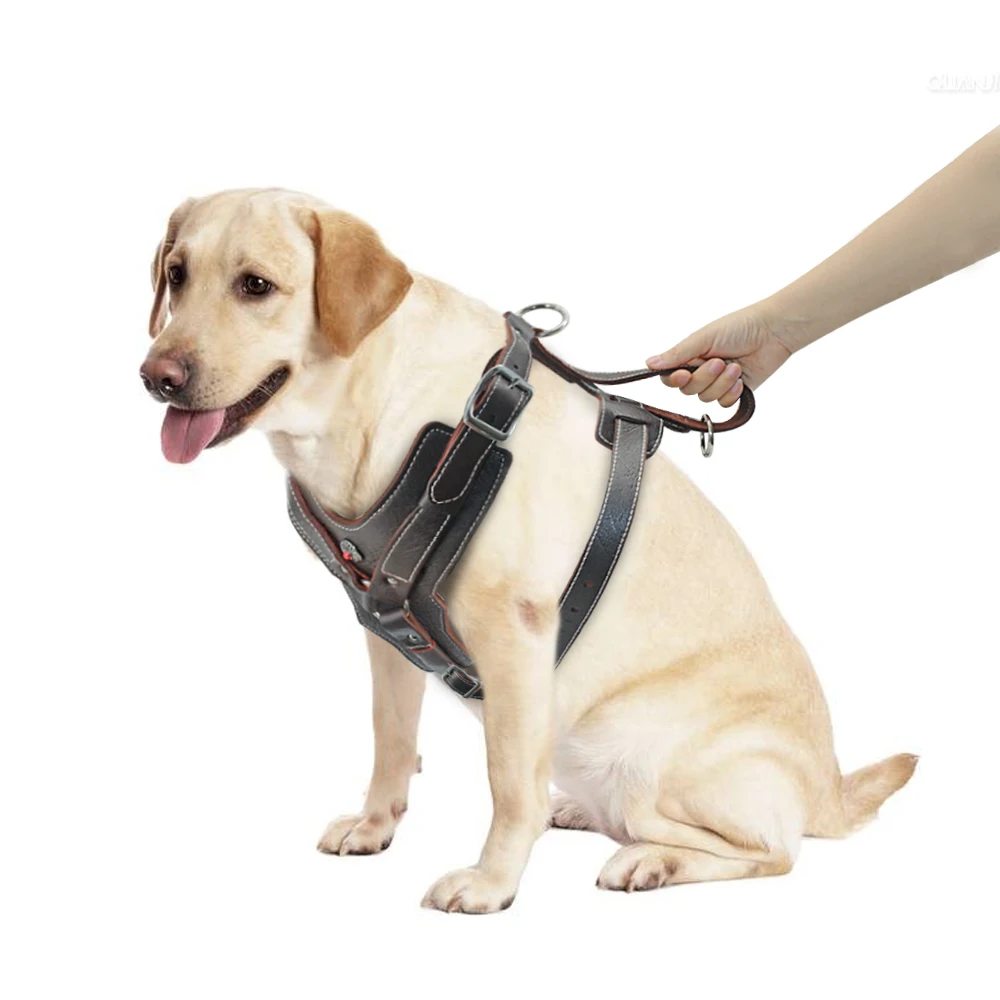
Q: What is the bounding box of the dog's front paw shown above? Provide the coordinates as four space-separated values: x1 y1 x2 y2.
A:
316 810 400 856
421 867 517 914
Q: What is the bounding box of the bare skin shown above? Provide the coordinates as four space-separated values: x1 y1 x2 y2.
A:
647 125 1000 401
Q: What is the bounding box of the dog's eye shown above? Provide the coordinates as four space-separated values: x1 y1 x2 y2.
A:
241 274 273 297
166 264 185 286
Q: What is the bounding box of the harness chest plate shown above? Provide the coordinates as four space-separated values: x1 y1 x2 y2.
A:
286 311 754 699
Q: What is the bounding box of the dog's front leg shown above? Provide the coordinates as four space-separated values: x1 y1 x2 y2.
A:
317 632 425 856
422 612 554 914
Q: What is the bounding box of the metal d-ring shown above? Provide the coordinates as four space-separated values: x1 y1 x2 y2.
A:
700 415 714 458
517 302 570 337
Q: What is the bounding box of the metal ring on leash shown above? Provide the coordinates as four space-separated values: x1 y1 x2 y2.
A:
700 415 714 458
517 302 570 337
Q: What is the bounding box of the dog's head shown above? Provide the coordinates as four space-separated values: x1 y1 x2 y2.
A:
141 189 412 463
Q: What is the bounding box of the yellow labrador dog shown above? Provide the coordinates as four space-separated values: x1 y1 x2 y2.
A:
141 189 916 914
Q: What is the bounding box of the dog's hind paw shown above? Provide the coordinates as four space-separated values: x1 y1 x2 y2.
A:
596 843 680 892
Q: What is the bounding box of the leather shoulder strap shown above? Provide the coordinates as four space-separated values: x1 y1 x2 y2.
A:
556 417 648 664
506 312 755 665
365 317 535 608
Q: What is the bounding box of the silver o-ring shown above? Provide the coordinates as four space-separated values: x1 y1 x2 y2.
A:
517 302 570 337
700 415 714 458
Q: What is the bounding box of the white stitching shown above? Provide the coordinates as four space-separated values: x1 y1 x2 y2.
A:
320 428 450 533
597 396 661 454
596 396 613 446
291 521 342 577
381 510 452 582
428 337 532 505
428 432 498 505
560 421 621 604
428 426 489 505
288 486 347 578
649 416 663 455
429 385 516 504
559 421 646 654
557 421 647 662
423 451 508 665
558 421 646 657
434 453 507 591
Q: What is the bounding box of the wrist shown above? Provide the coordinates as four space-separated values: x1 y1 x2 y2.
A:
755 293 832 355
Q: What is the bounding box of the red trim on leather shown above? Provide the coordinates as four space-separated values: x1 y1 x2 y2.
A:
291 479 372 588
432 593 471 656
316 422 444 529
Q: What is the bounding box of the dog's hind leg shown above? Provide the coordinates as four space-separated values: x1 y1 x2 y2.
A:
597 753 803 891
597 838 793 891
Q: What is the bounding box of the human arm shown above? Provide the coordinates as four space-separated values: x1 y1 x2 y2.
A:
647 125 1000 403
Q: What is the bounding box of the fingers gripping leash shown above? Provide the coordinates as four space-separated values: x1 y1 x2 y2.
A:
517 303 753 458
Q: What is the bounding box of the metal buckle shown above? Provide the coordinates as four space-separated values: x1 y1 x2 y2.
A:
462 364 534 442
442 666 481 698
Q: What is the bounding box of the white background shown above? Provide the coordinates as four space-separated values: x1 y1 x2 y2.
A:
2 2 998 997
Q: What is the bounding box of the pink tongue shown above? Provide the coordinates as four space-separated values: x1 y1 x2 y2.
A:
161 406 227 464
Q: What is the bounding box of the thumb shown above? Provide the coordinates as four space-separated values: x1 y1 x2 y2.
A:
646 328 714 370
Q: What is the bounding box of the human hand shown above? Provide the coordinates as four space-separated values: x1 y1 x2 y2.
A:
645 305 794 405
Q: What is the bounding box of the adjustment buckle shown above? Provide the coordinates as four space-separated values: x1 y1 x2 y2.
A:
462 365 534 442
442 665 482 699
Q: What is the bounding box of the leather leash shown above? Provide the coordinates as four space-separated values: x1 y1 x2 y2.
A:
287 306 755 698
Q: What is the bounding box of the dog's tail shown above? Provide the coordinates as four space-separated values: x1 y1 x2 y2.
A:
840 752 918 830
815 753 918 836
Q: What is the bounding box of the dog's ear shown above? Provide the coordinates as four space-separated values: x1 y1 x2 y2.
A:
148 237 169 338
148 199 195 338
302 209 413 356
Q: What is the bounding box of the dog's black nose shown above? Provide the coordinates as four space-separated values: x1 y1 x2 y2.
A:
140 356 189 401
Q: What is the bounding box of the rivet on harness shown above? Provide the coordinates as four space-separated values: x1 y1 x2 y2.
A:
286 306 755 700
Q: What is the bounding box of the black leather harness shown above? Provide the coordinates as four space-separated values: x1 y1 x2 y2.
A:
287 311 754 699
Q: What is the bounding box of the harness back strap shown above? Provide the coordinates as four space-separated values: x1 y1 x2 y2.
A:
287 312 755 699
555 417 648 664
